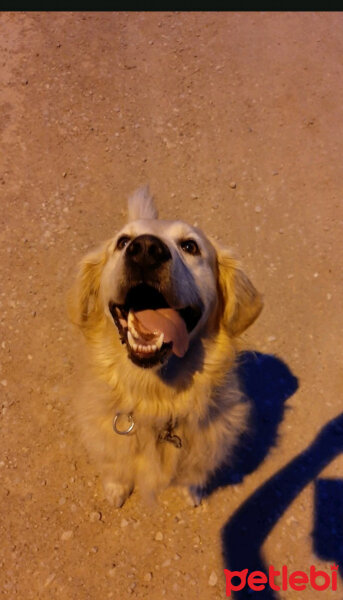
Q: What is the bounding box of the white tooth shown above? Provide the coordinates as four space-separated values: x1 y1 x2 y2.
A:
127 331 136 350
128 332 140 352
146 345 152 352
128 311 139 339
155 332 164 349
151 344 157 352
127 330 134 346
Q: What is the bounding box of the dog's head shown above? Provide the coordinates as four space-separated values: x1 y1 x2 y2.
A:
69 187 263 369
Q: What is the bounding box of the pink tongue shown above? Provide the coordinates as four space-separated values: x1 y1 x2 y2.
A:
135 309 189 357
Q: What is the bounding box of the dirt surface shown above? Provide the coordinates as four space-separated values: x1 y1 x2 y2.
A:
1 11 343 600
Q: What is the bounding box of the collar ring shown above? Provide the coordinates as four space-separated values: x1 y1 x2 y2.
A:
113 413 135 435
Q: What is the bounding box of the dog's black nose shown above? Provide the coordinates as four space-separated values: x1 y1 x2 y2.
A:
126 235 171 269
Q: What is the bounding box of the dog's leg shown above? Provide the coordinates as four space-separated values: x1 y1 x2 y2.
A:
187 485 203 507
101 464 134 508
103 480 132 508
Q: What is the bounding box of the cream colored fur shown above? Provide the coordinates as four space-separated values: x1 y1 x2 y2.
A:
68 187 263 506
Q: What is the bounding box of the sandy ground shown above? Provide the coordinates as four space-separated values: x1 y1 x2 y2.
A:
1 11 343 600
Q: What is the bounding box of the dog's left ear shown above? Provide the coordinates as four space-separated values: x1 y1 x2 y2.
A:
217 248 263 336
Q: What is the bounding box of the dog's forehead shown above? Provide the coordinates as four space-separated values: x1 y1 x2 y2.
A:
123 219 195 237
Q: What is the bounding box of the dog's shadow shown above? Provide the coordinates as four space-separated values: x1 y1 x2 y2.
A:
203 350 299 496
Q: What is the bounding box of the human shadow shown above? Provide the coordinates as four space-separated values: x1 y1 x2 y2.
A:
221 412 343 599
203 351 299 495
313 477 343 573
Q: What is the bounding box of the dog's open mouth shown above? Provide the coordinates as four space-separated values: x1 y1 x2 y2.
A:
109 284 202 368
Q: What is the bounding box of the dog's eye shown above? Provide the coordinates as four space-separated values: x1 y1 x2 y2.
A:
116 235 131 250
180 239 200 256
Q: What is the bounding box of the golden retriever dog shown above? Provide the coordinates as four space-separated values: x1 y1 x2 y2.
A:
69 187 263 507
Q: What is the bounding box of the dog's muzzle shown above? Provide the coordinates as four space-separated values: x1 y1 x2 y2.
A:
109 234 203 368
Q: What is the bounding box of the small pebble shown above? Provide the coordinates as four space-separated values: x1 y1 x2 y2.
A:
90 511 102 522
327 293 332 300
155 531 163 541
1 380 7 387
120 518 129 528
267 335 276 342
44 573 56 588
255 205 262 213
286 515 297 526
144 572 153 581
230 181 237 189
208 570 218 586
162 559 171 567
61 530 73 541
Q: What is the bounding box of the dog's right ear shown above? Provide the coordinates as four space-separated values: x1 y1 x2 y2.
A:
217 247 263 337
67 244 109 331
128 185 158 221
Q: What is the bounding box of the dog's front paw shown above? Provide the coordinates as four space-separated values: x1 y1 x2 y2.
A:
103 481 132 508
187 486 203 507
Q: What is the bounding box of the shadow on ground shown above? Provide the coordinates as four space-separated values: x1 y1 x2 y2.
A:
206 351 343 598
204 351 299 494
